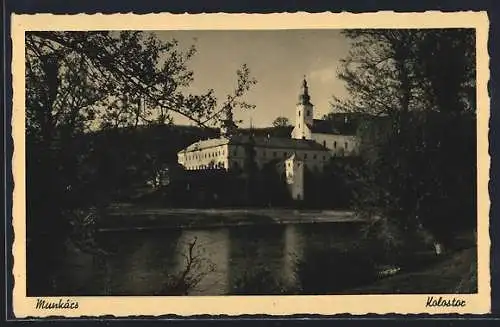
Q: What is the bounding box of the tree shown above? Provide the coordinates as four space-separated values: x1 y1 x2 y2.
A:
272 116 291 128
331 29 476 257
25 31 257 294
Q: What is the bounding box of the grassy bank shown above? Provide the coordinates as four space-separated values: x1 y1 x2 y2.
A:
343 247 477 294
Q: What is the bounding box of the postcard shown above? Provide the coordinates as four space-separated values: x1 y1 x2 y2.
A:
11 11 490 317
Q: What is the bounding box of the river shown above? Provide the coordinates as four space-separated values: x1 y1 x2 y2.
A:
51 221 374 296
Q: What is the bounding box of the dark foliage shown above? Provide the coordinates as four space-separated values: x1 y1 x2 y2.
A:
295 247 378 294
25 31 256 294
331 28 477 253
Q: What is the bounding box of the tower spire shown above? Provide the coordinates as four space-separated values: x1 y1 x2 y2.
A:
299 75 311 105
293 75 314 140
220 104 237 138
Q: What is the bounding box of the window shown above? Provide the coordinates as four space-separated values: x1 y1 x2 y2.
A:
298 123 301 128
273 151 277 157
334 141 337 148
304 153 308 159
313 154 317 159
345 142 348 149
323 140 326 147
298 111 301 117
283 152 287 158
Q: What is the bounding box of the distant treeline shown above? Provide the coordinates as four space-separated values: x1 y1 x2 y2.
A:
27 123 296 212
135 155 360 210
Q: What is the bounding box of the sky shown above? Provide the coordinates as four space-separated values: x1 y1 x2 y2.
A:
153 30 351 128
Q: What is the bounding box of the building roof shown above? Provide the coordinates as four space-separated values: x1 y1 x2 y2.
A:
310 119 341 134
179 134 329 154
309 114 362 136
183 137 230 152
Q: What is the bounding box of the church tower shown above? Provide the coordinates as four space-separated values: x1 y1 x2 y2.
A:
292 77 314 140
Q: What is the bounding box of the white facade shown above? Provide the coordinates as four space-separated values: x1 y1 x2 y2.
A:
178 138 330 173
285 154 304 201
311 133 358 156
292 104 314 140
178 143 230 170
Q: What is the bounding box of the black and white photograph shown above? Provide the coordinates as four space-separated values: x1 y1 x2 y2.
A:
11 12 490 316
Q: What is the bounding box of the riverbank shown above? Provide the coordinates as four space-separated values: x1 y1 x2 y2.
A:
343 247 477 294
98 204 364 231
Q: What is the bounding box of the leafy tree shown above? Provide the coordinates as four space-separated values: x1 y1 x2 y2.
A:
331 29 476 256
272 116 291 128
25 31 256 294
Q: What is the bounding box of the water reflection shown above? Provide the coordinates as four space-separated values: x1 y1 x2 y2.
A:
227 225 286 294
175 229 229 295
54 222 363 295
283 224 303 287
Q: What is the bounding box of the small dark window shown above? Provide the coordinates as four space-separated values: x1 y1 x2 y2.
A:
273 151 277 157
345 142 348 149
283 152 287 158
298 111 301 117
304 153 308 159
323 140 326 147
334 141 337 148
313 154 317 159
